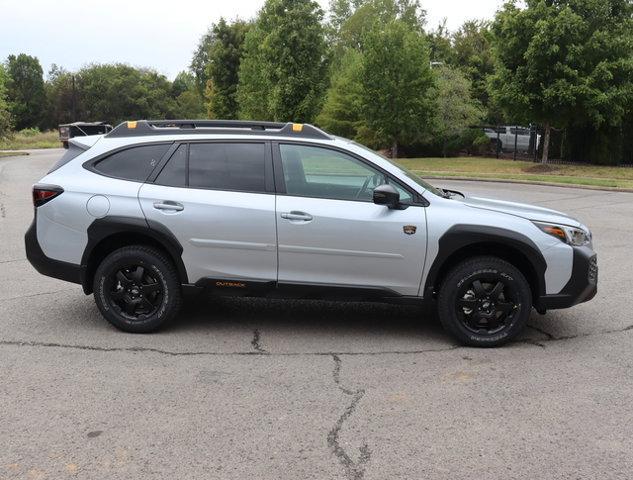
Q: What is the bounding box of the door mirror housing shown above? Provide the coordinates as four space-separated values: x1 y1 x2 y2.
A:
373 184 400 209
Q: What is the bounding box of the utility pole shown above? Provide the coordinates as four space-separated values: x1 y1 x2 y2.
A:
71 75 77 120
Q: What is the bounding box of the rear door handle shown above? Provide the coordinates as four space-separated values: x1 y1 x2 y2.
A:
280 211 313 222
153 201 184 212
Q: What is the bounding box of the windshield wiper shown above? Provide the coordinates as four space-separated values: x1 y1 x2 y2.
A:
441 188 465 199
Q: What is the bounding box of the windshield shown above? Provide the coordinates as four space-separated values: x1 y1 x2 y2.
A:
351 142 445 197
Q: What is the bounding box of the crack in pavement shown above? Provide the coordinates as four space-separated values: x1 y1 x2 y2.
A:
0 339 459 357
328 354 371 480
0 258 26 264
251 329 267 353
0 289 76 303
0 322 632 358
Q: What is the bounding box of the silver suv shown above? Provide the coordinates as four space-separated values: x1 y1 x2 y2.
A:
25 120 597 347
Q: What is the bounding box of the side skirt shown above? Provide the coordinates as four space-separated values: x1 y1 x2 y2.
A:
184 278 426 306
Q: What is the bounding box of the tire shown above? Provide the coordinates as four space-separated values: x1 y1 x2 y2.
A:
437 256 532 347
93 245 182 333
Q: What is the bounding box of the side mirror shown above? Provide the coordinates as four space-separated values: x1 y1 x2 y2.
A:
373 184 400 209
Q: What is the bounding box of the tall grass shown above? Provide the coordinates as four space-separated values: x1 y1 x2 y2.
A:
0 129 60 150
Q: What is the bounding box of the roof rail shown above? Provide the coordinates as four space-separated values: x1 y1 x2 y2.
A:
105 119 332 140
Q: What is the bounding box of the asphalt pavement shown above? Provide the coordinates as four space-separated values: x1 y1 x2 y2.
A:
1 149 632 479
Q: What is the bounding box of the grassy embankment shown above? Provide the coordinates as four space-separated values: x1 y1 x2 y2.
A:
0 130 59 151
397 157 633 190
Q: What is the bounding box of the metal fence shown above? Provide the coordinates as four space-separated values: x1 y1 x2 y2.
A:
479 124 633 167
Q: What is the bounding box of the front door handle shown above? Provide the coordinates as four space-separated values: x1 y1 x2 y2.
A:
280 211 313 222
153 201 184 212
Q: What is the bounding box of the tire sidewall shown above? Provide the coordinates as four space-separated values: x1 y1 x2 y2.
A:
94 248 178 333
439 260 532 347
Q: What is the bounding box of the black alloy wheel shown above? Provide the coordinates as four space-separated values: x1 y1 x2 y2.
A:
456 277 519 335
438 256 532 347
93 245 181 333
107 265 164 320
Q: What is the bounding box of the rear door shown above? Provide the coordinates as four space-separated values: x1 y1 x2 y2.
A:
273 143 427 296
138 141 277 284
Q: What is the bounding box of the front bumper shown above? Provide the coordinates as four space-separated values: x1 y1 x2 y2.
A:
537 245 597 310
25 217 84 285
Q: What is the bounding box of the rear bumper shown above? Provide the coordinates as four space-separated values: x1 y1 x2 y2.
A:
25 217 84 285
537 245 597 310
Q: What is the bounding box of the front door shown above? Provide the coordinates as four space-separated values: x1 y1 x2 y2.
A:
274 143 427 296
138 142 277 284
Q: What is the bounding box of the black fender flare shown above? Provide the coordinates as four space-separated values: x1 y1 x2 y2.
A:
423 224 547 299
81 216 188 293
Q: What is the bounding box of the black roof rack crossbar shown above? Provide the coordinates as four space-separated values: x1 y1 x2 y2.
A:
105 119 331 140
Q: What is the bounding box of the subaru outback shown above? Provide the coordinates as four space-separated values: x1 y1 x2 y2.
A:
25 120 597 347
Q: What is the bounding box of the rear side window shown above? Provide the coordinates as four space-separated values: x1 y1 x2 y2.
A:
94 144 170 181
189 143 266 192
48 144 84 173
155 144 187 187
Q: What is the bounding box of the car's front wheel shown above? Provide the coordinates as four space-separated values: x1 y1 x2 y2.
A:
437 256 532 347
93 245 182 333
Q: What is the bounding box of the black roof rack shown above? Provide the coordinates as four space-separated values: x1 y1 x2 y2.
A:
105 119 332 140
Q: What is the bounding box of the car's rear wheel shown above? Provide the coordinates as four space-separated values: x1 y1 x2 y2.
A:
93 245 181 333
437 256 532 347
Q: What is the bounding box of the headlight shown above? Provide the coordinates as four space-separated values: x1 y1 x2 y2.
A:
533 222 591 246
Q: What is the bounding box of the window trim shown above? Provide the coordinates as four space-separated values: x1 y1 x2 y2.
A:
272 141 428 207
83 141 176 183
148 139 275 195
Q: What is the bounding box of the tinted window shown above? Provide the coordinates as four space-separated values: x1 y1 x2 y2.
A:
189 143 266 192
95 144 169 181
279 144 412 203
155 144 187 187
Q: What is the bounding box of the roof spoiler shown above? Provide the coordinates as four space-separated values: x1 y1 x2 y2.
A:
105 120 332 140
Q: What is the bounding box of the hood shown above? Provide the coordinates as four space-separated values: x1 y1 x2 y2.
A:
457 194 582 227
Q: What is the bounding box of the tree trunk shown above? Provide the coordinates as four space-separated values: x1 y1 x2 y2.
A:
392 140 398 159
541 123 551 164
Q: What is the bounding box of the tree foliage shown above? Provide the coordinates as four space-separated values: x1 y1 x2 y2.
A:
238 0 328 122
491 0 633 162
452 20 496 118
430 66 483 156
360 19 435 156
6 54 46 130
205 19 250 119
316 49 364 138
0 64 12 136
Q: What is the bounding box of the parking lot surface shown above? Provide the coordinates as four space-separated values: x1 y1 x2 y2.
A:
1 150 632 479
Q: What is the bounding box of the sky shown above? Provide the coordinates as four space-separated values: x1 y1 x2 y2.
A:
0 0 504 80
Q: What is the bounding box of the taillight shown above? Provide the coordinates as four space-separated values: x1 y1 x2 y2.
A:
32 185 63 207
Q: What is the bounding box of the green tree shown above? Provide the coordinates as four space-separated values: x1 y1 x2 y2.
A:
190 28 216 95
205 19 250 119
5 54 46 130
78 64 176 125
316 49 364 138
431 66 483 156
427 19 453 65
452 20 496 116
237 0 328 122
43 64 77 128
360 19 435 157
0 64 12 136
171 71 206 119
491 0 633 163
335 0 425 53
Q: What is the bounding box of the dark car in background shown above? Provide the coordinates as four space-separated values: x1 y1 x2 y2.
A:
58 122 112 148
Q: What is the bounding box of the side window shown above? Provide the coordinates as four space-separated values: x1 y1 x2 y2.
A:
94 144 169 181
155 144 187 187
189 143 267 193
279 144 412 203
